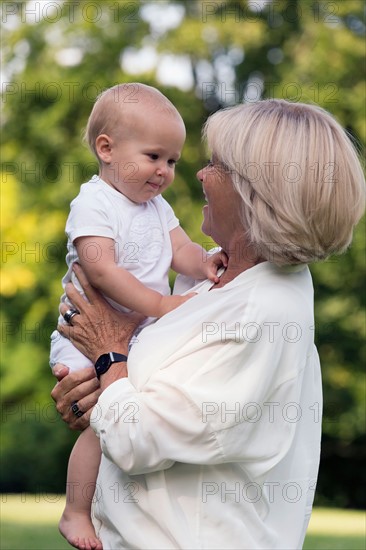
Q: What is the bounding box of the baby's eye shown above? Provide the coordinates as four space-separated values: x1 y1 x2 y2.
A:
168 159 177 166
148 153 159 160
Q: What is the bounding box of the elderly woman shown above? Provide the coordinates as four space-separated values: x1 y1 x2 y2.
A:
52 99 365 550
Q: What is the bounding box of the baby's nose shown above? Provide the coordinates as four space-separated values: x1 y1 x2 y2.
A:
156 163 168 176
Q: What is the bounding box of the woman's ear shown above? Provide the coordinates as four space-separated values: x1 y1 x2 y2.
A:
96 134 113 163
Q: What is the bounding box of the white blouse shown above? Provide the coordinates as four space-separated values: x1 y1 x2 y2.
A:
91 262 322 549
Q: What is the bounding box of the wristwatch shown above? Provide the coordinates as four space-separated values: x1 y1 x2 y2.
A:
94 352 128 379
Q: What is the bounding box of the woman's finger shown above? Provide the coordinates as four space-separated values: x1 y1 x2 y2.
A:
57 321 97 359
52 363 70 381
62 281 89 314
51 367 100 430
59 390 100 430
73 263 104 305
51 367 96 401
63 409 91 431
57 321 74 342
73 388 102 422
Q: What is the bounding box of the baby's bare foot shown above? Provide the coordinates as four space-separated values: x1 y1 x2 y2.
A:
59 510 102 550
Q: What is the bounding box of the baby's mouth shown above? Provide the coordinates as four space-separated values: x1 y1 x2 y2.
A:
147 181 160 190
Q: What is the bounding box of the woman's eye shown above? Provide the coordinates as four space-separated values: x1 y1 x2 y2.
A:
207 159 214 167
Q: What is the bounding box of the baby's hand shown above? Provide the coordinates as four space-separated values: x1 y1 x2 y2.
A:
204 250 228 283
158 293 197 317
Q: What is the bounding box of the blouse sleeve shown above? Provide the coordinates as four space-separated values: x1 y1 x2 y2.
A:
91 290 314 476
91 375 222 474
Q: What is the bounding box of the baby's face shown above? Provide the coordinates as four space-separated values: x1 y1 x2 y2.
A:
101 109 186 204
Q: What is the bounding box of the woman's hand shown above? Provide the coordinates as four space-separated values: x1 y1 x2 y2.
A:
51 365 101 430
52 263 144 428
58 263 144 363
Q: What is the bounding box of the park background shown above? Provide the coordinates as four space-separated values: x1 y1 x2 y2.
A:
1 0 365 547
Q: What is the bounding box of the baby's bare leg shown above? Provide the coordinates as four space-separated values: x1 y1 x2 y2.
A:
59 426 102 550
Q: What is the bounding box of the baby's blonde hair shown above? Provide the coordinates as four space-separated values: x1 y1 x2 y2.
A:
84 83 183 161
203 99 365 264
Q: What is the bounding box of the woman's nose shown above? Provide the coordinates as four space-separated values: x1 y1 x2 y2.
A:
196 168 204 182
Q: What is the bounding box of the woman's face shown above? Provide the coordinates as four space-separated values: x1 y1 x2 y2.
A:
197 156 243 248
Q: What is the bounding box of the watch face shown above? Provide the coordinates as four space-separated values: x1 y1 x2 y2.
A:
95 352 127 379
99 354 110 369
95 353 111 376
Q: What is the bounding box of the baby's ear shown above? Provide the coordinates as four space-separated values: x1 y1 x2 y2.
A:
96 134 113 163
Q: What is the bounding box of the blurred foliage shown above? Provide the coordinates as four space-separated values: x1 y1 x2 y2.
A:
1 0 365 507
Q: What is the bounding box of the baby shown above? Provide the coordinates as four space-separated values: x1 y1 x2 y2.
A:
50 83 226 550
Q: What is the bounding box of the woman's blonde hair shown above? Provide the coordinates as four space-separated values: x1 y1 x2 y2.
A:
203 99 365 264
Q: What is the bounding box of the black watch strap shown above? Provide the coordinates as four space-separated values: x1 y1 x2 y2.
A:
94 352 128 379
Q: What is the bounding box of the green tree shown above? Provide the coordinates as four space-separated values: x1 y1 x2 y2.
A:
1 0 365 507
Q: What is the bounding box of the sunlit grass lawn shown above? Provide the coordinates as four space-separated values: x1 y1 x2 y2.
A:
303 507 365 550
1 494 69 550
1 495 365 549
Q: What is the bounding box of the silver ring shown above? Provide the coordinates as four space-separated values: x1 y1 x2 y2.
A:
63 308 79 324
71 401 84 418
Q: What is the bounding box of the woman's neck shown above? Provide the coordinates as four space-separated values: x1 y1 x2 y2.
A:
211 239 265 289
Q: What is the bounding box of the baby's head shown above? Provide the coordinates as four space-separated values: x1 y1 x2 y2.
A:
84 83 186 203
85 83 184 162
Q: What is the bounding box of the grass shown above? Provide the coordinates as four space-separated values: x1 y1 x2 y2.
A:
1 494 69 550
303 507 366 550
0 495 365 549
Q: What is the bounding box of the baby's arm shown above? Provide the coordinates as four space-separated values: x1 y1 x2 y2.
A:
170 226 227 283
75 236 194 318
